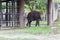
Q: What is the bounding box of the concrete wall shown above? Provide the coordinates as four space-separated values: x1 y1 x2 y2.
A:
52 2 58 21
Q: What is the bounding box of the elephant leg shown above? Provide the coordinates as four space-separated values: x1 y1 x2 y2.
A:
35 20 39 26
26 22 28 26
26 20 31 27
29 20 32 27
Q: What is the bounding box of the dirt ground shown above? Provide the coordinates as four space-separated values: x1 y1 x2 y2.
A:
0 33 60 40
0 26 60 40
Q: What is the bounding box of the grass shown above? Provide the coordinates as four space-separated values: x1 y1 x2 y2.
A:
0 26 51 40
25 26 51 34
0 37 37 40
0 21 59 35
31 21 47 24
53 0 60 2
13 38 37 40
53 22 60 25
0 37 9 40
31 21 60 25
0 26 51 34
0 21 59 40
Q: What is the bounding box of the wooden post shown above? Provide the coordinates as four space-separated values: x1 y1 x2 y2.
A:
12 0 15 27
47 0 53 26
17 1 20 26
6 1 8 27
19 0 25 28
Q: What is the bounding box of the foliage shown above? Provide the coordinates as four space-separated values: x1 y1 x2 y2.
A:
25 0 47 13
53 0 60 2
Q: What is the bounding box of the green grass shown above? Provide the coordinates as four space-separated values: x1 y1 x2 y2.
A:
0 26 51 34
0 26 51 40
0 37 37 40
13 38 37 40
53 22 60 25
0 37 9 40
31 21 47 24
26 26 51 34
0 21 59 34
31 21 60 25
53 0 60 2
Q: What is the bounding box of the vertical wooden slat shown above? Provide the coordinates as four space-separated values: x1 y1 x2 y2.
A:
12 0 15 27
16 1 20 27
6 1 8 26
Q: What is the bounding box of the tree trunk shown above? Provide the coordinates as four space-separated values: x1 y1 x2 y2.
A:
19 0 25 28
47 0 53 26
0 0 2 28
